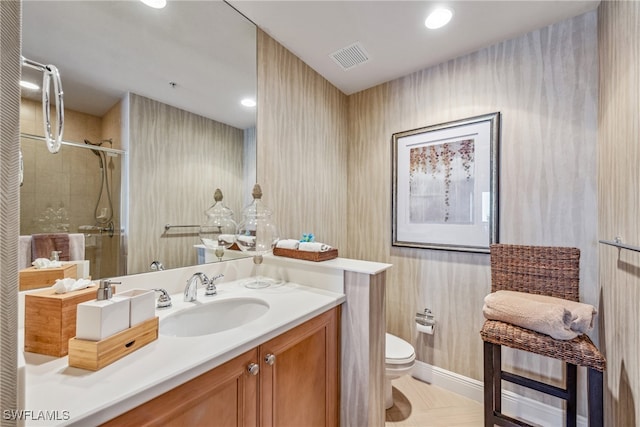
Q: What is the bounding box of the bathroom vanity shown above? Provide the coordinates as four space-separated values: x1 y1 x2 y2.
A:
104 307 339 426
19 254 391 426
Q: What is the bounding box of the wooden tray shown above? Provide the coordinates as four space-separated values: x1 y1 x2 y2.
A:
68 317 158 371
273 247 338 262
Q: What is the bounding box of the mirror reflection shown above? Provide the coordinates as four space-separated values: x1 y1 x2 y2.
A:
19 0 257 288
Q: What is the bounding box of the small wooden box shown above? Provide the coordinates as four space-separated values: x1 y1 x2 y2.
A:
68 317 159 371
24 285 105 357
273 247 339 262
19 264 78 291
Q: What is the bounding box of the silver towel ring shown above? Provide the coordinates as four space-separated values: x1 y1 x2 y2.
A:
42 64 64 153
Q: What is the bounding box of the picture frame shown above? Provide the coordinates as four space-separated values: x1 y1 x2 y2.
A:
392 112 500 253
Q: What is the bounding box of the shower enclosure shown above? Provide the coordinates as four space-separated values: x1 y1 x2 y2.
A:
19 133 123 279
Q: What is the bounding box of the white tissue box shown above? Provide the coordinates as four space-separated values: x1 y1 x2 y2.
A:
118 289 155 326
75 297 130 341
63 260 90 279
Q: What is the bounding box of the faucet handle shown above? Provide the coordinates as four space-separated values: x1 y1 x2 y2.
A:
153 288 172 309
205 273 223 297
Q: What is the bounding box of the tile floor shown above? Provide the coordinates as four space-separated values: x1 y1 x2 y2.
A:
385 375 484 427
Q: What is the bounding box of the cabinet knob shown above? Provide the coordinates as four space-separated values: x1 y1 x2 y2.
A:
264 353 276 365
247 363 260 376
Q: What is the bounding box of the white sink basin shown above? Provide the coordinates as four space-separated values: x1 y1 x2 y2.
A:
160 297 270 337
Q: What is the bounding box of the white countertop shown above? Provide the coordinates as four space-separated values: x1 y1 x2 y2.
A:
20 280 345 426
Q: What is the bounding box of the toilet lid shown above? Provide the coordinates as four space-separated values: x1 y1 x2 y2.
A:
386 333 415 364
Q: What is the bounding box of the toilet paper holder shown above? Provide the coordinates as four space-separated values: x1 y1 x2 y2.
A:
416 308 435 334
415 308 435 326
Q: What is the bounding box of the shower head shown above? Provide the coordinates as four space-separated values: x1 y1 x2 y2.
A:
84 139 102 147
84 139 104 168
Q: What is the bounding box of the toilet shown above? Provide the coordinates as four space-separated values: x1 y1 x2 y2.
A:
385 333 416 409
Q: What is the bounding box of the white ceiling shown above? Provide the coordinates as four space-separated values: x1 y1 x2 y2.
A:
229 0 600 95
21 0 257 130
21 0 600 131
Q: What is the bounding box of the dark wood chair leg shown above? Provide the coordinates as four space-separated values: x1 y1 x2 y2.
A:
484 341 502 427
566 363 577 427
484 341 495 426
588 368 604 427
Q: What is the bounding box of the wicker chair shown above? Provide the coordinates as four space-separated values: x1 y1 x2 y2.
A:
480 244 606 427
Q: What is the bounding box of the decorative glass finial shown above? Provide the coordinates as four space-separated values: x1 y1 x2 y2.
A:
199 188 237 261
235 184 280 288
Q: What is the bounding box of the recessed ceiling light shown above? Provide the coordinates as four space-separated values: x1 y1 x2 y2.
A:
20 81 39 90
425 7 453 30
140 0 166 9
241 98 256 107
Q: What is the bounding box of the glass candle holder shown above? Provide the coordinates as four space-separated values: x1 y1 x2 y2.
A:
199 188 237 261
235 184 279 288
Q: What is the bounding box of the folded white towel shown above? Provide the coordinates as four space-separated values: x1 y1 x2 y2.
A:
276 239 300 250
236 235 256 248
52 278 93 294
218 234 236 245
483 292 578 340
32 258 62 269
298 242 332 252
494 290 597 334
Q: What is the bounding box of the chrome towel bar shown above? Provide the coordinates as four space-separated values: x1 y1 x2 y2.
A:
164 224 200 232
599 237 640 253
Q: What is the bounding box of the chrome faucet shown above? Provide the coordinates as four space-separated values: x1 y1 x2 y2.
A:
184 273 225 301
206 274 224 296
150 260 165 272
184 272 210 302
153 288 172 308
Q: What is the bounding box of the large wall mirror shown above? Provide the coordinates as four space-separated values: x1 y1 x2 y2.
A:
20 0 256 286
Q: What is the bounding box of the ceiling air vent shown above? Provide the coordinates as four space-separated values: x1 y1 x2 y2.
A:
330 41 370 71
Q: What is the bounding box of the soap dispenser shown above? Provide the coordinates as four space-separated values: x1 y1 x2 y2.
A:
76 279 128 341
96 279 120 300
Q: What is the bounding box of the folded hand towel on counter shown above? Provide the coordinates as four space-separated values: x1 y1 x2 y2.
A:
276 239 300 250
299 242 332 252
492 290 597 334
483 292 578 340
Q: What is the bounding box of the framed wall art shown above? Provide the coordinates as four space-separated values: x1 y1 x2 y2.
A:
392 112 500 253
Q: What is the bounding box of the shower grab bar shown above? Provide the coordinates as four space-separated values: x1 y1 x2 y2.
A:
599 238 640 253
22 56 64 154
20 133 125 156
164 224 201 232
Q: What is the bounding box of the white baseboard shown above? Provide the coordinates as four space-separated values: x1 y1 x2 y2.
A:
411 360 587 427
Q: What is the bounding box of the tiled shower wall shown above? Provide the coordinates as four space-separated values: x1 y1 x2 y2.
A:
19 98 121 278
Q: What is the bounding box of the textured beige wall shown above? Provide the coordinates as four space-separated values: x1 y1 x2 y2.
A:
257 11 599 416
128 94 244 274
598 1 640 425
348 8 597 379
256 30 349 250
349 11 598 412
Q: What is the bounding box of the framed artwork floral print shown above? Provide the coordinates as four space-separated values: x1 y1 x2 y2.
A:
392 112 500 253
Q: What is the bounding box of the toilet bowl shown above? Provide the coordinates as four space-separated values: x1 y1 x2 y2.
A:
385 333 416 409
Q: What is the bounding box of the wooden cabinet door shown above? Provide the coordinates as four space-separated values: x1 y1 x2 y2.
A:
259 307 340 427
102 348 259 427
